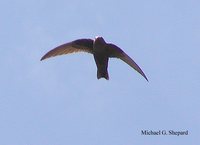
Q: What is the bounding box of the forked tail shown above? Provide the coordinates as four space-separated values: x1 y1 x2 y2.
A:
97 69 109 80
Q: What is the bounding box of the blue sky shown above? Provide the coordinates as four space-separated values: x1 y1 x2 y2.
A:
0 0 200 145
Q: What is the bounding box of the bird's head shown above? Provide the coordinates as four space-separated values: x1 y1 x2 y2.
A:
94 36 106 44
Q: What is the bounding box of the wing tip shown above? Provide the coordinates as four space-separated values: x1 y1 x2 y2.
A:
143 75 149 82
139 70 149 82
40 53 51 61
40 56 46 61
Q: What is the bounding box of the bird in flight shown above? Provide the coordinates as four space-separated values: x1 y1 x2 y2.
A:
41 36 148 81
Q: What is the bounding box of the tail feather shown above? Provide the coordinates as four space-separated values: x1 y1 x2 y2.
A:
97 70 109 80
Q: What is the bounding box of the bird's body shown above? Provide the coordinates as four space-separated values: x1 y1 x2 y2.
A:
93 37 109 79
41 36 148 81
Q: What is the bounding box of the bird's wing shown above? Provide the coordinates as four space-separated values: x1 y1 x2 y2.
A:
107 43 148 81
40 39 94 61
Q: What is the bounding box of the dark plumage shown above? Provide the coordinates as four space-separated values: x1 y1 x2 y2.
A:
41 36 148 81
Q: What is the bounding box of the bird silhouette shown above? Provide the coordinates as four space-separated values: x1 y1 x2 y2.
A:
41 36 148 81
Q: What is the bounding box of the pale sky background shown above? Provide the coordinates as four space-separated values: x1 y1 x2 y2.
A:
0 0 200 145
